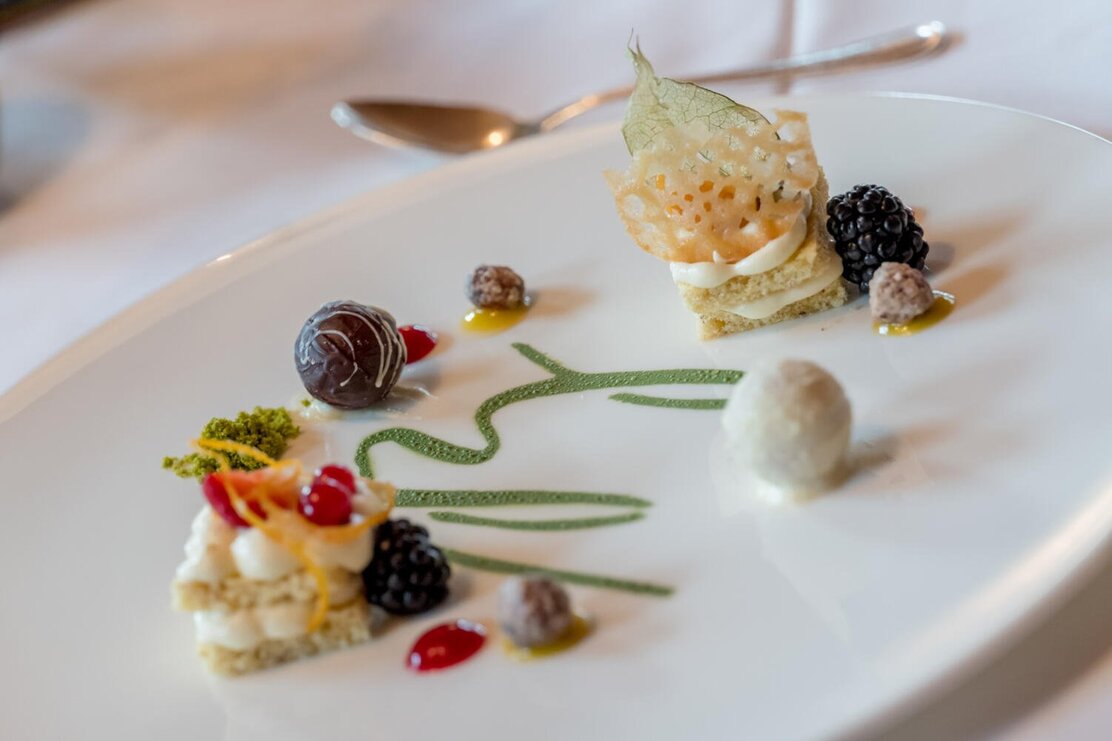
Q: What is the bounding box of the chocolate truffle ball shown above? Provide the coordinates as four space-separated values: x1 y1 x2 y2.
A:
294 300 407 409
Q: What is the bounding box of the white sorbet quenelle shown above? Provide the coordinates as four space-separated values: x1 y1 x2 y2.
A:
722 358 852 500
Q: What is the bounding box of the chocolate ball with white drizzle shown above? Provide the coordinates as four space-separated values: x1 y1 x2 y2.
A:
294 300 407 409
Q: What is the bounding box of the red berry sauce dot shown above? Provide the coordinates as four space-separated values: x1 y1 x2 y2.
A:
407 620 487 672
399 325 438 364
299 479 353 526
316 464 357 494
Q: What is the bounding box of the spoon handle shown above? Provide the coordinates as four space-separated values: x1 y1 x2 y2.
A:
537 21 949 132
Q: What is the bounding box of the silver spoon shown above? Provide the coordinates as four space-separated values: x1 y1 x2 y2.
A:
332 21 949 154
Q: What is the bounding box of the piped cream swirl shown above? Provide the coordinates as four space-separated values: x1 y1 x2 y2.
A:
722 258 843 320
669 194 811 288
175 479 390 585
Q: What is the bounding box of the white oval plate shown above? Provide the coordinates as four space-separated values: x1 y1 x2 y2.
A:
2 95 1111 741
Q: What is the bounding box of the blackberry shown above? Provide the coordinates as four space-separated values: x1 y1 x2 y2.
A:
826 185 929 292
362 519 451 615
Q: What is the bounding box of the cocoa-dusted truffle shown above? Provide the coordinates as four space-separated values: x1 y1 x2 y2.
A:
498 575 572 648
467 265 525 309
294 300 407 409
869 262 934 324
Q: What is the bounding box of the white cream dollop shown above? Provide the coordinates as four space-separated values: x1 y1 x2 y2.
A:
175 508 237 584
306 531 373 572
230 525 303 580
194 603 314 651
669 194 811 288
191 578 363 650
176 479 393 584
722 257 843 320
229 511 376 580
722 358 851 499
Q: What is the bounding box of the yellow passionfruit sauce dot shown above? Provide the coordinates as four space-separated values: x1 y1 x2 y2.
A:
461 302 530 334
502 614 591 662
874 291 956 337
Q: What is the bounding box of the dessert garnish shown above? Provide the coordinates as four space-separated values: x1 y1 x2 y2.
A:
398 324 438 363
461 304 531 334
355 343 745 596
605 47 847 339
499 575 572 648
356 343 741 474
468 265 526 309
443 550 673 597
722 359 851 501
408 490 650 532
171 438 395 675
461 264 530 333
162 406 300 479
498 575 589 660
295 300 407 409
399 489 651 507
874 292 956 336
299 464 358 526
407 619 487 672
361 518 451 615
826 184 929 292
428 510 644 531
869 262 934 324
869 262 955 336
200 466 297 527
505 616 591 662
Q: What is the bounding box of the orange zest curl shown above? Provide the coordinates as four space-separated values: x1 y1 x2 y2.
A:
193 438 279 467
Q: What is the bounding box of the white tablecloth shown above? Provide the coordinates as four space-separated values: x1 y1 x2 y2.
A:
3 1 1111 737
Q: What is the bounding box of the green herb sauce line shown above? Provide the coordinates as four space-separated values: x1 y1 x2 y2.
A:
429 510 644 531
442 548 674 597
609 393 727 410
396 489 652 508
356 343 742 477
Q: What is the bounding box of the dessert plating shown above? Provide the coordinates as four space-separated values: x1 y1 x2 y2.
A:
165 65 960 679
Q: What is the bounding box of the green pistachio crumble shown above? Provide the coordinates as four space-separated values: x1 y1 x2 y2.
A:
162 406 300 479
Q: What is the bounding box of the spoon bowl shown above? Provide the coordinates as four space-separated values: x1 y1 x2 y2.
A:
334 21 950 154
332 101 531 154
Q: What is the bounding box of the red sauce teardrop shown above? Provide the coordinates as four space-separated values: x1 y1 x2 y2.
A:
406 619 487 672
399 325 438 363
